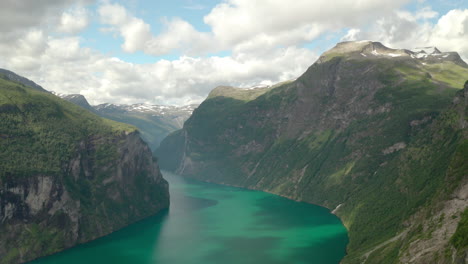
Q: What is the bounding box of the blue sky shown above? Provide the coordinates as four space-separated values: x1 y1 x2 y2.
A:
0 0 467 105
80 0 223 63
78 0 467 63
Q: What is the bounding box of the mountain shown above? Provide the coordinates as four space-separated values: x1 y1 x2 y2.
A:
94 103 197 150
0 68 48 92
0 72 169 263
53 93 95 112
156 41 468 263
55 93 197 151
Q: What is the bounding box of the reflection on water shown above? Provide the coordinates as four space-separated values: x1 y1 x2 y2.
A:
31 171 348 264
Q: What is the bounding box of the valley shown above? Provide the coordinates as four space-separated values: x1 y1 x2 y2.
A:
1 40 467 264
157 41 468 263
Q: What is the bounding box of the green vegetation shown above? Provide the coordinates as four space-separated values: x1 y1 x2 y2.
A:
97 110 181 151
0 74 169 264
0 77 135 178
423 62 468 88
207 85 277 101
451 208 468 250
158 51 468 263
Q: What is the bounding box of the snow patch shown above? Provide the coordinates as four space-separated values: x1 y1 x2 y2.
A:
411 47 440 54
387 53 402 57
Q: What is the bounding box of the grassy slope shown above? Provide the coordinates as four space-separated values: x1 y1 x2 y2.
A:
0 77 135 177
158 56 468 263
97 110 179 151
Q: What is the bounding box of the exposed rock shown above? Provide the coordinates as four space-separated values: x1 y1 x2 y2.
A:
400 181 468 263
0 70 170 264
0 132 169 263
382 142 407 155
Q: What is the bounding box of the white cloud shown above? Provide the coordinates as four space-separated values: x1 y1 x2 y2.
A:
342 8 468 61
202 0 410 53
99 3 129 25
0 30 48 71
98 3 213 55
145 18 214 56
0 0 94 33
0 31 317 106
98 0 412 57
430 9 468 59
1 1 467 108
57 7 89 34
99 3 151 52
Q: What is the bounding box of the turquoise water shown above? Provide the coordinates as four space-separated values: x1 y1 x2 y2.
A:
31 171 348 264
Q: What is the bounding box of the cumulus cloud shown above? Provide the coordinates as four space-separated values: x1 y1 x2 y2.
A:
98 3 213 55
57 7 89 34
0 30 48 71
0 0 93 33
145 18 214 56
32 43 316 105
0 0 93 69
2 0 467 107
342 8 468 60
98 0 412 57
0 31 316 106
98 3 151 52
204 0 410 49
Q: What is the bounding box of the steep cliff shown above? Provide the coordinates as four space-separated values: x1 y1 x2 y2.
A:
0 74 169 263
157 41 468 263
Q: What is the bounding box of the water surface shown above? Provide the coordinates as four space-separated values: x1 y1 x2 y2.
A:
32 171 348 264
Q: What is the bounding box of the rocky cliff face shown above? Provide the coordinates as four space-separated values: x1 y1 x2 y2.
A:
157 41 468 263
0 75 169 264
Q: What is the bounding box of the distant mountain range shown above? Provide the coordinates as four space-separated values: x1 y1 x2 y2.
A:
53 93 197 151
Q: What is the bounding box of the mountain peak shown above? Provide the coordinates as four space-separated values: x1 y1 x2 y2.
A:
0 68 48 92
411 47 441 55
318 41 408 62
53 92 95 112
318 40 467 67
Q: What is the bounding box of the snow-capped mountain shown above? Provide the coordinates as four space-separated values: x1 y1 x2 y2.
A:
55 93 197 150
94 103 197 117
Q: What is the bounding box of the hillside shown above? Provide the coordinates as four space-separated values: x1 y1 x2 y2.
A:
94 103 197 150
156 41 468 263
54 92 196 151
53 93 96 112
0 73 170 263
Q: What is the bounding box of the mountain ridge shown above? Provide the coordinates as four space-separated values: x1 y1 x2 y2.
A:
0 68 48 92
319 41 467 67
157 41 468 263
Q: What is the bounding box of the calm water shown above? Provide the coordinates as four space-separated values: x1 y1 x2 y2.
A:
31 171 348 264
